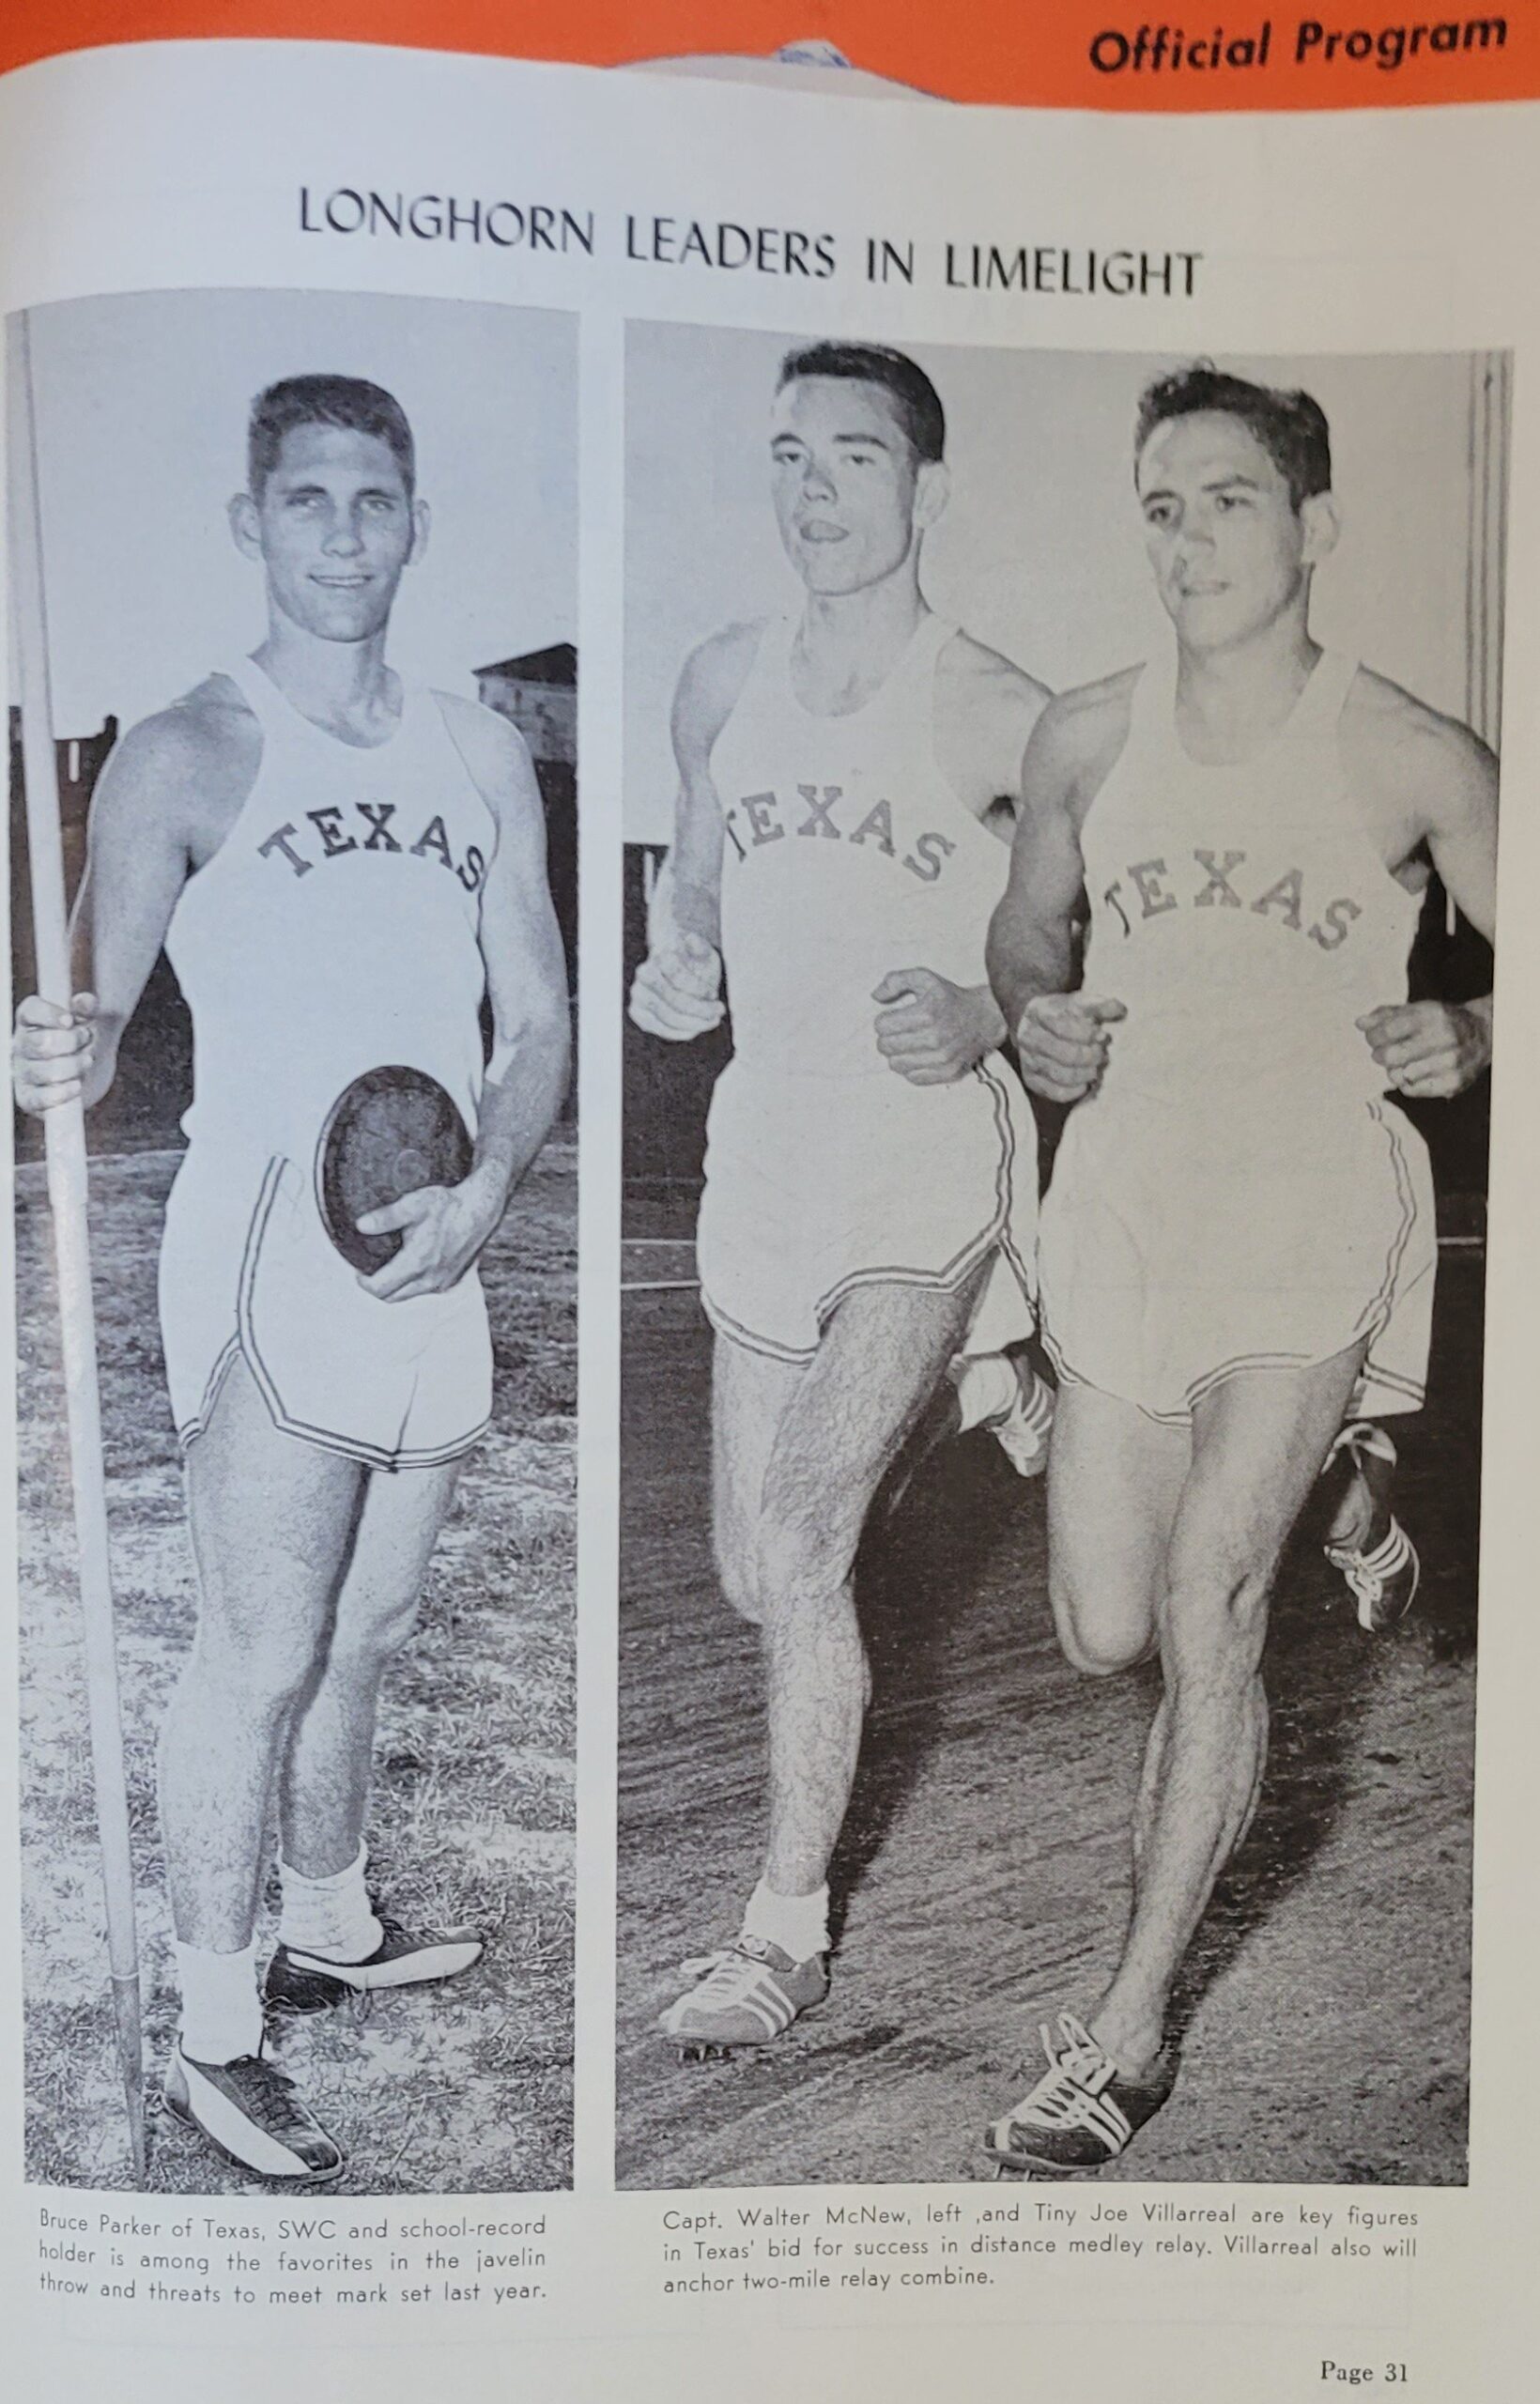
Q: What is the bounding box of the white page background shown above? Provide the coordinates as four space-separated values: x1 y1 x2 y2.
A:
0 39 1532 2404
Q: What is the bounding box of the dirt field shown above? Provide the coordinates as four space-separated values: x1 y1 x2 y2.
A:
616 1232 1481 2190
17 1142 576 2196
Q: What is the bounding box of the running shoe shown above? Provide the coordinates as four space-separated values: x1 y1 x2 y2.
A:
1321 1421 1420 1633
661 1935 828 2060
162 2043 344 2185
981 1356 1055 1478
985 2012 1178 2177
265 1913 484 2015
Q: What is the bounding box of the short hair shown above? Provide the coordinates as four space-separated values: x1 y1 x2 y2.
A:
776 342 946 464
247 374 416 500
1134 362 1331 509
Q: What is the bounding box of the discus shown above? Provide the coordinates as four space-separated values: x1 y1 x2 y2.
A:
316 1065 473 1272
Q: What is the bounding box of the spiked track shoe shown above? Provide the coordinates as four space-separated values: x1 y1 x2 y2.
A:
661 1935 829 2061
1320 1422 1420 1632
985 2013 1178 2180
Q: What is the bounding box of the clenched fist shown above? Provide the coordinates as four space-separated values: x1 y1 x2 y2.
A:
871 968 1005 1086
1359 999 1492 1099
1013 993 1128 1102
12 993 99 1115
628 932 725 1041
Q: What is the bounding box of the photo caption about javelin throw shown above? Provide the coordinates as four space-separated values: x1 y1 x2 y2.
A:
294 190 1202 300
35 2200 557 2310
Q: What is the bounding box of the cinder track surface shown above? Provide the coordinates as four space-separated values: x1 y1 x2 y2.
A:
616 1243 1480 2190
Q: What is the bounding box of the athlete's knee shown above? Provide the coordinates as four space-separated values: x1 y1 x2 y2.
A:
751 1501 856 1621
1056 1610 1153 1679
1049 1562 1155 1679
330 1586 423 1673
188 1605 324 1718
1161 1545 1275 1678
1061 1620 1153 1679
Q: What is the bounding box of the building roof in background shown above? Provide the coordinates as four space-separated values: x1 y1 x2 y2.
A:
476 641 577 686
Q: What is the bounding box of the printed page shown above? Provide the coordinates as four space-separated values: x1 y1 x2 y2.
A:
0 12 1534 2403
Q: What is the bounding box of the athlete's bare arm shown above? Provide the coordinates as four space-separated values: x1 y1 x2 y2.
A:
986 670 1136 1102
10 685 254 1115
361 700 572 1302
1345 670 1499 1099
934 633 1053 829
628 623 760 1041
873 634 1054 1087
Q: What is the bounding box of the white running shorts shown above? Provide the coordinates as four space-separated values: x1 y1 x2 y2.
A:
697 1056 1038 1364
1039 1093 1435 1424
159 1146 492 1471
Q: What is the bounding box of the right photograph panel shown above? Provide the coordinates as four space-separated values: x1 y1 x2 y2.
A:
616 325 1503 2189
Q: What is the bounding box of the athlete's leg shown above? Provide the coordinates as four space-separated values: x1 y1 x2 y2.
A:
162 1355 363 1953
1091 1344 1367 2077
886 1364 963 1497
277 1456 464 1879
755 1277 981 1898
666 1284 980 2048
658 1338 822 2047
1046 1383 1190 1675
711 1333 807 1627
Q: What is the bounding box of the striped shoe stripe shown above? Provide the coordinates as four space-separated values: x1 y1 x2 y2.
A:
1079 2090 1133 2150
741 1973 797 2036
1357 1521 1413 1579
740 1986 784 2039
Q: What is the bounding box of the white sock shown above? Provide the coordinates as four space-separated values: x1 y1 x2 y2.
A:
743 1877 829 1964
277 1843 382 1965
949 1351 1018 1434
176 1938 263 2066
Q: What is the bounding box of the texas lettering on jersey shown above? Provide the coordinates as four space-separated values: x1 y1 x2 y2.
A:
723 780 957 885
1102 846 1363 952
254 800 487 892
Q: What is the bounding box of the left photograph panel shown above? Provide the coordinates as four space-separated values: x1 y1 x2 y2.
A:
8 288 578 2195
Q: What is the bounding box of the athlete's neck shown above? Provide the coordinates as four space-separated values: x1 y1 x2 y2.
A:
792 573 928 715
253 619 401 742
1174 612 1321 765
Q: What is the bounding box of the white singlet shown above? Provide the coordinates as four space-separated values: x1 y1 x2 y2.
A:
158 655 497 1467
1039 649 1436 1423
698 609 1036 1362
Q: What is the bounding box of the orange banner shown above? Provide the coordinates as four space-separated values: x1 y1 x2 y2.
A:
0 2 1534 108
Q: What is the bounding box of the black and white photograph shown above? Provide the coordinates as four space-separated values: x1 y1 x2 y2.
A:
10 287 578 2194
617 324 1502 2187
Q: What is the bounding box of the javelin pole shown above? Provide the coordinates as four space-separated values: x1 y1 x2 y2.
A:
8 311 146 2182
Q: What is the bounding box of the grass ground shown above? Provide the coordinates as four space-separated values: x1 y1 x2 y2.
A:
16 1142 576 2196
